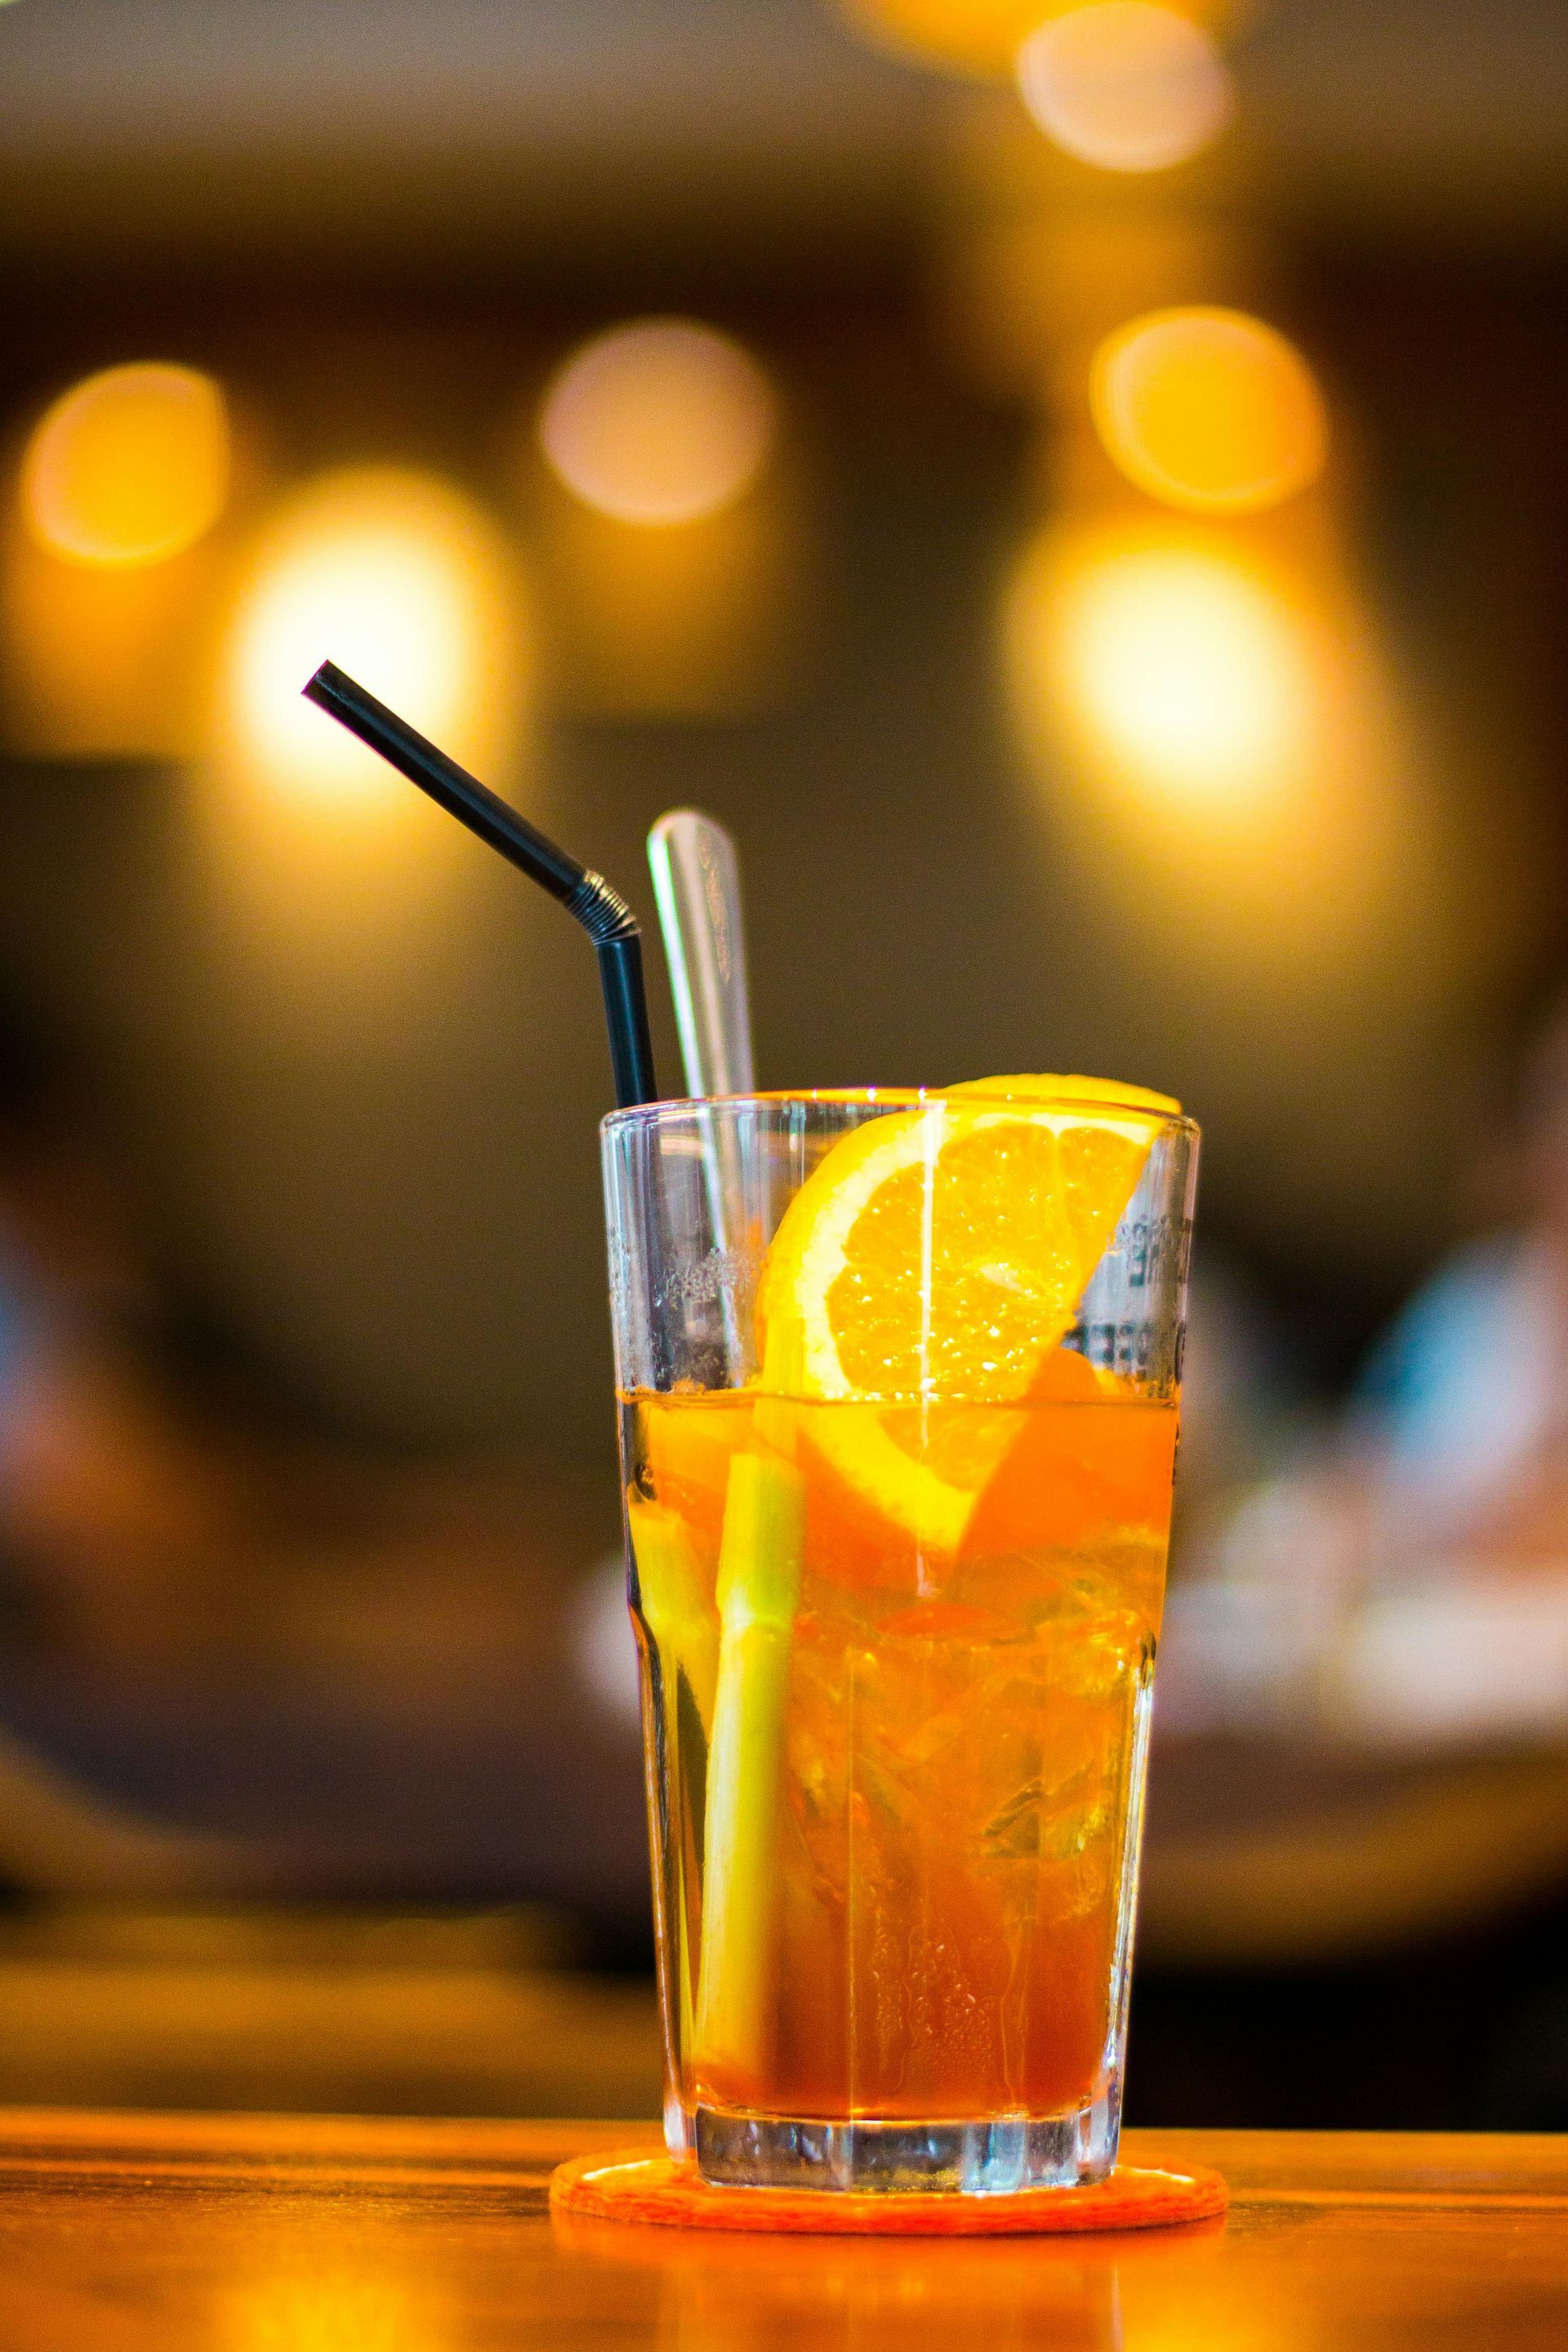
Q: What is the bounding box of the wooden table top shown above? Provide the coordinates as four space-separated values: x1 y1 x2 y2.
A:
0 2109 1564 2347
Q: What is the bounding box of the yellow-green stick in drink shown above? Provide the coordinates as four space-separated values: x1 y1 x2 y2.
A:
694 1441 804 2093
628 1495 723 2057
628 1498 719 1735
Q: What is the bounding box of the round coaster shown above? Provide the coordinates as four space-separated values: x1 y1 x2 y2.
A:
550 2149 1227 2237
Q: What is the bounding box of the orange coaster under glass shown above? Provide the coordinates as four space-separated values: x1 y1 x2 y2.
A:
550 2149 1227 2237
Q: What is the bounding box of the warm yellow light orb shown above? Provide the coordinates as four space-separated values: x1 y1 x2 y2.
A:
1011 528 1316 813
1015 3 1233 172
1058 546 1307 801
225 466 522 806
840 0 1062 75
21 362 230 568
1091 306 1328 514
537 319 777 528
840 0 1243 79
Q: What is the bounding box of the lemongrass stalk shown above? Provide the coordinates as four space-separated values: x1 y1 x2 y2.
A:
694 1442 804 2095
627 1498 719 1736
628 1495 722 2065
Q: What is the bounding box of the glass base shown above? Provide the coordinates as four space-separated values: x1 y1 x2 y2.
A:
693 2089 1118 2195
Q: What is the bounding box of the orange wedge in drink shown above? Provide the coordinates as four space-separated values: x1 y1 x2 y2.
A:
760 1076 1177 1554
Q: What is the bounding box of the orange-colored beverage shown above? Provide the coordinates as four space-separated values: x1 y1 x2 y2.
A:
605 1080 1196 2188
625 1365 1176 2130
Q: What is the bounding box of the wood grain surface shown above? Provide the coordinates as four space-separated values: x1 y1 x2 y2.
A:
0 2109 1562 2348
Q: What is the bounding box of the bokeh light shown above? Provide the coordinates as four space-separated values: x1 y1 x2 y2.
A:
840 0 1067 76
21 363 230 568
1056 544 1309 805
1004 512 1422 993
840 0 1243 78
537 319 777 528
1009 525 1316 815
1015 4 1234 172
1091 307 1329 512
224 466 524 807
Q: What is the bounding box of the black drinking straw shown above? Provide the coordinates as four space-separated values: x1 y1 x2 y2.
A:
302 661 658 1109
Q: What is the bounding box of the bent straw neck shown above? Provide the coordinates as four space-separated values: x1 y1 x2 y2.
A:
302 660 657 1107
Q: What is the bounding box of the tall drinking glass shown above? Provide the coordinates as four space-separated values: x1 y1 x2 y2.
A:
603 1088 1197 2194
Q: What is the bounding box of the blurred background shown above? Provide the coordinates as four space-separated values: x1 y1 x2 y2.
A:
0 0 1563 2128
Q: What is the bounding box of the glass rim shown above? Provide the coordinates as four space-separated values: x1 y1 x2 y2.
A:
603 1087 1199 1140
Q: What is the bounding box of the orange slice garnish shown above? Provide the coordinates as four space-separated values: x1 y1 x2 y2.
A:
760 1077 1177 1555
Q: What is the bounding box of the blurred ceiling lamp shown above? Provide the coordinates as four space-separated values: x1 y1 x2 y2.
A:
203 467 532 1019
840 0 1241 78
1008 509 1423 1000
223 465 526 814
1015 3 1234 172
21 363 230 568
537 319 777 528
1009 522 1316 817
1091 306 1327 511
3 366 244 760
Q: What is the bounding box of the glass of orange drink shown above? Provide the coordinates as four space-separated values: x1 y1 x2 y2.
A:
603 1080 1197 2194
